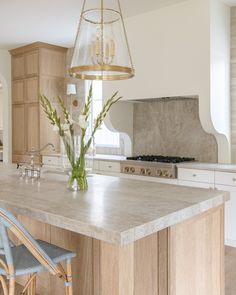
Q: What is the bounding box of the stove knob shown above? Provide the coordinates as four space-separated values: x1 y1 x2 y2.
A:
156 169 162 177
130 167 135 173
145 168 151 176
162 170 168 177
124 167 130 173
140 168 145 175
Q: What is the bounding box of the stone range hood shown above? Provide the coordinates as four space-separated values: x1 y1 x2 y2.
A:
103 0 231 163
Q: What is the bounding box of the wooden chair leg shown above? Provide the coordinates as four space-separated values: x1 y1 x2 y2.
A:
65 260 73 295
26 277 36 295
0 275 8 295
8 277 15 295
21 274 37 295
31 275 36 295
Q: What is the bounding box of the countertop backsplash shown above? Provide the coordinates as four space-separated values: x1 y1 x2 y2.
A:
133 98 218 163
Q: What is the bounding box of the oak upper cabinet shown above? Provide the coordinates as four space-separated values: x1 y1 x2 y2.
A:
25 77 38 103
10 42 67 163
12 105 25 155
25 104 39 153
25 51 39 77
12 55 25 79
12 80 24 104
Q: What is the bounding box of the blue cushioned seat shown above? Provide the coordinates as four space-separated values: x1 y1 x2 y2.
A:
0 240 76 276
0 208 76 294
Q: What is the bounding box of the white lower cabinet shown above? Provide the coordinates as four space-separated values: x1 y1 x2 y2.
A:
178 168 214 184
215 184 236 247
99 160 120 173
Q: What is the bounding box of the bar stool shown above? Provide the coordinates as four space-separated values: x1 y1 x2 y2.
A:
0 208 76 295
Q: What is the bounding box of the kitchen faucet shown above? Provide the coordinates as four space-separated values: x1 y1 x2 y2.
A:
30 143 56 167
17 143 56 179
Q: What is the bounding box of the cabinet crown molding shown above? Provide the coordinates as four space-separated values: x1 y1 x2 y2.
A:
9 42 68 56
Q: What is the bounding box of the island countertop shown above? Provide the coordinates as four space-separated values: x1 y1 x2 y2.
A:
0 164 229 245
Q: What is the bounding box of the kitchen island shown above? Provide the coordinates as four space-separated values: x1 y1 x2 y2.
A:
0 164 229 295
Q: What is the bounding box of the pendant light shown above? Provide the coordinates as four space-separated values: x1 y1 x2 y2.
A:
69 0 135 81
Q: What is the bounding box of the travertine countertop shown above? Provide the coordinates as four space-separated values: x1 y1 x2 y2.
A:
177 162 236 173
0 164 229 245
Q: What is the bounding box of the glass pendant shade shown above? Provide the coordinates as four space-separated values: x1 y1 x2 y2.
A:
70 0 135 81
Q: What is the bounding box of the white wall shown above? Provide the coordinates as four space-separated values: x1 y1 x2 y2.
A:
0 50 11 163
210 0 231 162
103 0 231 163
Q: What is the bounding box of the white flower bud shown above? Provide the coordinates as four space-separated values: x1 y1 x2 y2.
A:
79 115 89 129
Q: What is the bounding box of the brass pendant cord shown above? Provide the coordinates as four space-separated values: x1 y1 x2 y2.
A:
101 0 104 67
117 0 134 70
70 0 86 66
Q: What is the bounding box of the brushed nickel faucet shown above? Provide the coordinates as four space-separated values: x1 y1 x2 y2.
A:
30 143 56 167
17 143 56 179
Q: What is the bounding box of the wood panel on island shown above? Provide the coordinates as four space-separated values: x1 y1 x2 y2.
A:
10 204 225 295
10 42 68 164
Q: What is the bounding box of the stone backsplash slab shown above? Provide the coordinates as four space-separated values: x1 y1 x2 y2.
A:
133 98 218 163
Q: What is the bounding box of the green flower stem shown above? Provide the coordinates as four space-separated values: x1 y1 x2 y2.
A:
40 84 122 191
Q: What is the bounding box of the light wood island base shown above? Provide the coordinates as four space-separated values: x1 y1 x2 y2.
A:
11 205 224 295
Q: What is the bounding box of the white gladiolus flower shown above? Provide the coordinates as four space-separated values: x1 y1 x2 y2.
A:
53 125 59 132
68 115 75 125
62 123 70 131
79 115 89 129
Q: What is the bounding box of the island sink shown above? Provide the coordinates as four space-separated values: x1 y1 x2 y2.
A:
0 164 229 295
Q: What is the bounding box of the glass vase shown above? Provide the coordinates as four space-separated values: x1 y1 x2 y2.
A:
60 135 88 191
67 162 88 191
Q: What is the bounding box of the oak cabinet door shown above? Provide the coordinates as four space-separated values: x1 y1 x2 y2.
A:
12 80 24 104
39 107 60 153
25 104 39 153
25 50 39 77
25 77 39 103
12 55 25 79
12 104 25 154
40 48 66 77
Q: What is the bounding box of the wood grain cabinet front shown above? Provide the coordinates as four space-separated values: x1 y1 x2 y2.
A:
25 50 39 77
12 80 24 104
12 55 25 79
25 77 39 103
10 42 67 163
25 104 40 153
12 104 25 155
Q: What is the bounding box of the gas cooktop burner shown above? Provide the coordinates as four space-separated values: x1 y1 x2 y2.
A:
126 155 195 164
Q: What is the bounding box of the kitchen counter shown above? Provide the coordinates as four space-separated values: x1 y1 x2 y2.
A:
0 164 229 295
0 164 229 245
178 162 236 173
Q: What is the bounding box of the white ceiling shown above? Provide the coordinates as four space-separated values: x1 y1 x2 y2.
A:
0 0 188 50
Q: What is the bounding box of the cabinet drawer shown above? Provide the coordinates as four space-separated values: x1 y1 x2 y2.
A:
99 161 120 173
178 168 214 183
215 171 236 186
43 156 60 166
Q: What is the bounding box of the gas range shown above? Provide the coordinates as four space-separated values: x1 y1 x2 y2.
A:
120 155 195 179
